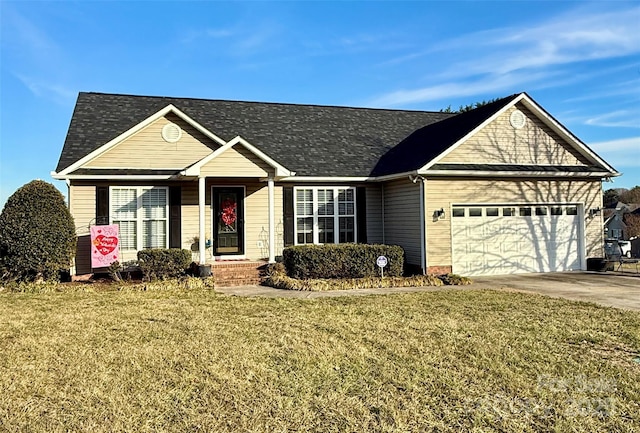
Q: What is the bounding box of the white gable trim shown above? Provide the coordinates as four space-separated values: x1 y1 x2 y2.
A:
184 135 294 178
418 93 619 176
51 173 175 180
57 104 227 176
422 169 611 178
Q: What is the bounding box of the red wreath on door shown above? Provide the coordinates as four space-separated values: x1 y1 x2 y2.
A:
221 198 237 226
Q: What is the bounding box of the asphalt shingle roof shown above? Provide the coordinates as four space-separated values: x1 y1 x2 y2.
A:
56 92 458 177
60 92 611 179
370 96 517 176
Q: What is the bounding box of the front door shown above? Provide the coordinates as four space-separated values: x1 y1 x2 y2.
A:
212 187 244 255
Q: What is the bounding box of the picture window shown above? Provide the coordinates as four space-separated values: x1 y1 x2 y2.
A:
294 187 356 244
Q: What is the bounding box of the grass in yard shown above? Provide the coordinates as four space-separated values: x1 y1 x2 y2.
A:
1 288 639 432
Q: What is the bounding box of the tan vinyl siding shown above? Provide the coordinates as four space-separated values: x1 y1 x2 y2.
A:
244 183 284 260
84 113 215 169
69 184 96 275
200 146 273 178
366 185 383 244
383 179 422 266
69 184 96 235
439 104 591 166
425 178 602 268
180 181 201 259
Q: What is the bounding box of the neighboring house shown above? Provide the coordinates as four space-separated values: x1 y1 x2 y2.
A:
603 202 640 240
52 92 619 276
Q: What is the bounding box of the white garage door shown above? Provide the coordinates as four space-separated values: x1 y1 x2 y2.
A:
451 204 582 276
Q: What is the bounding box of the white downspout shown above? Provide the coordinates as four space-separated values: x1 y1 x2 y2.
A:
419 178 427 275
268 177 275 263
198 176 206 264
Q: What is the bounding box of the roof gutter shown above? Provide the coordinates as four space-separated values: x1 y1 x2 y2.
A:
419 170 614 178
50 171 176 181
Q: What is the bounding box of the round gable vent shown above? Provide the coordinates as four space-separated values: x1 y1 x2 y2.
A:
509 110 526 129
161 122 182 143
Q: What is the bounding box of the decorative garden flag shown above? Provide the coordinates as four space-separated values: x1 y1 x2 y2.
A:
90 224 120 268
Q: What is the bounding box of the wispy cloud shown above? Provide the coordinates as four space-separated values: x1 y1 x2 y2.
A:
179 22 281 56
591 137 640 152
590 136 640 168
335 32 408 53
233 25 279 53
2 5 62 61
180 27 234 44
372 4 640 107
585 110 640 128
370 70 556 106
2 5 75 105
563 75 640 103
14 74 76 104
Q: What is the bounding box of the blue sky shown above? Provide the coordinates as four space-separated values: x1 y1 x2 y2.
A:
1 1 639 207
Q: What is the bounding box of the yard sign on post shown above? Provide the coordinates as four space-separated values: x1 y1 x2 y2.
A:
90 224 120 268
377 255 388 278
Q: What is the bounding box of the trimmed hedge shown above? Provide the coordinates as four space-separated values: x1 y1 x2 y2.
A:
0 180 76 282
282 244 404 279
137 249 192 280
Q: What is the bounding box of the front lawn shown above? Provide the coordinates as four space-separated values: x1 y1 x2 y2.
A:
1 288 638 432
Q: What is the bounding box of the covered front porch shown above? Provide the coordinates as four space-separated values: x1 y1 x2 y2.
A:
186 177 284 265
181 136 293 265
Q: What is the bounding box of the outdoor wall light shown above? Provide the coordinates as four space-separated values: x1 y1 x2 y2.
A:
435 208 446 220
589 207 601 217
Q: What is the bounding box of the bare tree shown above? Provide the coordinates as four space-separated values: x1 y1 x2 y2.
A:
619 186 640 204
623 213 640 238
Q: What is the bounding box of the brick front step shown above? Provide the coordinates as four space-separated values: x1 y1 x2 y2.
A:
211 261 267 287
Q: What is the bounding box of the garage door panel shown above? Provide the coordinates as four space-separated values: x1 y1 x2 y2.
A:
501 242 520 254
485 223 503 237
451 204 582 276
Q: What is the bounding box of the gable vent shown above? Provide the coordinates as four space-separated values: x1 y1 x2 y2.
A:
510 110 526 129
161 123 182 143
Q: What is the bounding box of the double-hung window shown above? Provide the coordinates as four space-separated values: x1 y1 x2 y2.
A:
294 187 356 245
110 186 168 250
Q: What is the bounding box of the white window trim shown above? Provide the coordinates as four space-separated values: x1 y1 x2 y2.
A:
293 186 357 245
109 186 169 251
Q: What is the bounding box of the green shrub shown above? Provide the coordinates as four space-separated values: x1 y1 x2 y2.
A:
137 249 192 280
0 180 76 282
282 244 404 279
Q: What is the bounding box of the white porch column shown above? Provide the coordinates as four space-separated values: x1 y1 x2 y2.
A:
198 176 206 264
268 177 276 263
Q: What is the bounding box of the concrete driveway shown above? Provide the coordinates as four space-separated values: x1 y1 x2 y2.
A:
472 271 640 311
217 271 639 311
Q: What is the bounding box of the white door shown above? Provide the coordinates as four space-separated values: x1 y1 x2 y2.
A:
451 204 581 276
